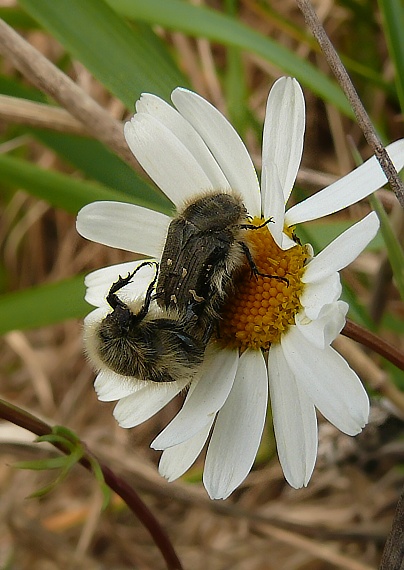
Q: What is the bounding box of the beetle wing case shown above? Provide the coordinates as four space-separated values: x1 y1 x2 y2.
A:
156 191 249 328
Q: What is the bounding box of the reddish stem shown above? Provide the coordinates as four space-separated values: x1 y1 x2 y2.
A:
342 319 404 371
0 399 183 570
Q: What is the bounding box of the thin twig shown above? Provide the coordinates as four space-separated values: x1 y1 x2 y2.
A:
296 0 404 208
257 523 376 570
0 398 183 570
0 19 137 169
379 486 404 570
0 95 89 136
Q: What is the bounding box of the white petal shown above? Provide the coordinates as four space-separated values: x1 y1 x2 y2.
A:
300 272 342 320
171 88 261 216
124 115 214 206
136 94 230 191
113 382 185 428
77 201 170 258
203 350 268 500
269 344 317 488
285 138 404 225
84 260 157 307
262 77 305 204
83 306 109 373
94 369 141 401
295 301 348 348
302 212 380 283
281 327 370 435
151 348 238 449
84 306 107 327
158 419 214 482
261 163 286 248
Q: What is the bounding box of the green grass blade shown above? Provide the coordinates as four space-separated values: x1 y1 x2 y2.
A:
0 75 170 212
0 276 89 335
0 74 45 103
378 0 404 111
0 154 169 214
0 6 38 28
370 194 404 301
224 1 248 134
18 0 187 106
107 0 352 116
31 130 170 212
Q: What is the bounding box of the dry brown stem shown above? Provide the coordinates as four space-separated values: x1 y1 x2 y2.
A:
0 19 137 168
296 0 404 208
0 94 89 136
379 486 404 570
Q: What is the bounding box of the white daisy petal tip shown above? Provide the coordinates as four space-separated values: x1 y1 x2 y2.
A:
282 328 370 437
345 396 370 436
269 345 318 491
76 200 110 238
113 382 185 429
151 349 238 450
262 76 305 205
285 139 404 225
203 350 268 500
123 119 136 144
94 370 139 402
302 211 380 284
171 86 192 99
134 92 160 114
157 420 213 482
286 477 305 490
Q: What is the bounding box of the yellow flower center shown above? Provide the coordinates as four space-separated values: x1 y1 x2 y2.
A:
218 218 308 351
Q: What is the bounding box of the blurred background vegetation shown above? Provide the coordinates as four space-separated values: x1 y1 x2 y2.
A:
0 0 403 568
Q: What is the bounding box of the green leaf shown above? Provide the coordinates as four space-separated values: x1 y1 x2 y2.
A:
27 449 84 498
370 193 404 301
0 74 45 103
224 2 248 134
0 154 170 214
107 0 353 116
0 6 38 29
17 425 86 498
0 75 171 212
0 276 89 335
87 455 112 510
50 425 82 444
14 456 70 471
31 131 171 212
36 434 76 451
378 0 404 111
18 0 187 106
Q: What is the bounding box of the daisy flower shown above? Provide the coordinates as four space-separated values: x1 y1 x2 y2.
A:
77 77 404 500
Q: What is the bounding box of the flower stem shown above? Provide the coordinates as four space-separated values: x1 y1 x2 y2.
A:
0 398 183 570
379 485 404 570
341 320 404 414
296 0 404 208
343 319 404 372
